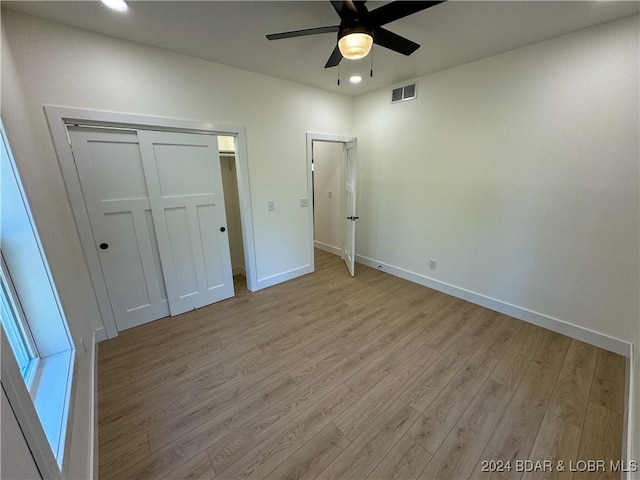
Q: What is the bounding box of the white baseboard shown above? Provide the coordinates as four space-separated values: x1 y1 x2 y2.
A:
355 254 632 357
93 327 107 343
624 346 636 479
314 241 342 257
256 264 313 290
89 330 98 480
233 265 247 277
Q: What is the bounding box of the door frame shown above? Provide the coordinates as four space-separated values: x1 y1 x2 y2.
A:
46 106 258 340
305 132 357 273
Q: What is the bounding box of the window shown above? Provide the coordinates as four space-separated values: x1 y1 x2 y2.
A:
0 255 39 387
1 120 75 475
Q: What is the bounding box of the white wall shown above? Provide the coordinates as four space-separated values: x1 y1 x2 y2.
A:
354 13 639 462
313 141 344 255
1 389 42 480
1 9 352 478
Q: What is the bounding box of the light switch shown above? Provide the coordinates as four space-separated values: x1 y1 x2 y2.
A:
300 198 309 208
268 200 275 211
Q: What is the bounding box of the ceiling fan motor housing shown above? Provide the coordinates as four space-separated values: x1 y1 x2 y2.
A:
338 20 374 40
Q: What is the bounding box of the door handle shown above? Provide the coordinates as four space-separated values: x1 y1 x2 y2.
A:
99 243 109 250
220 227 226 232
347 216 359 221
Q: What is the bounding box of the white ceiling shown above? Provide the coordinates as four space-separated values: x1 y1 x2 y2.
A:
5 1 639 95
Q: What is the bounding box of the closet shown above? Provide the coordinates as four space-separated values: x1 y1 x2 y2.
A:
68 127 234 331
218 136 246 278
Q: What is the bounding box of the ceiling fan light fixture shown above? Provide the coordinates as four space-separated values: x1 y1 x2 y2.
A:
338 32 373 60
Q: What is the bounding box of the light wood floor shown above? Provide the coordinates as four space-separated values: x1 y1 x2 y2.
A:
98 249 626 480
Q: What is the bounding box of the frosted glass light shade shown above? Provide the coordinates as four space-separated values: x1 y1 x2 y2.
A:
338 33 373 60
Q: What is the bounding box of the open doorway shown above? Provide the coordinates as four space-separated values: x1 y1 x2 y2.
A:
307 133 358 276
218 136 246 291
312 141 344 258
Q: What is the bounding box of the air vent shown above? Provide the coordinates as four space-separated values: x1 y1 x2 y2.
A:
391 83 417 103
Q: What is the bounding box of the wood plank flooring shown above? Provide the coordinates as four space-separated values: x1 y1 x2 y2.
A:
98 249 626 480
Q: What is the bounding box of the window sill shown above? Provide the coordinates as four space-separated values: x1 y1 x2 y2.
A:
30 348 75 468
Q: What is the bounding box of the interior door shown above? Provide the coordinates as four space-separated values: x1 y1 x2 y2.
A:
343 140 357 276
68 128 170 331
137 130 234 315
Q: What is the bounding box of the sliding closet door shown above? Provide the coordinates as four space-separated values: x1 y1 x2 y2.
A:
68 128 170 331
138 130 234 316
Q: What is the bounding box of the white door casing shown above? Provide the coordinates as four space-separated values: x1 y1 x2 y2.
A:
137 130 234 315
343 140 357 276
46 106 257 339
68 128 170 331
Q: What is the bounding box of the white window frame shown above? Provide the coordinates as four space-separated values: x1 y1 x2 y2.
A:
1 120 75 478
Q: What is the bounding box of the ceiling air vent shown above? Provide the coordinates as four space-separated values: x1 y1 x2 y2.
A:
391 83 417 103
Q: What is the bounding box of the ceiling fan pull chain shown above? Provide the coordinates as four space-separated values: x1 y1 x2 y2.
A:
337 63 341 86
370 47 374 77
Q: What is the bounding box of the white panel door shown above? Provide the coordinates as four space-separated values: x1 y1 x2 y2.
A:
68 128 170 331
343 141 357 276
137 130 234 316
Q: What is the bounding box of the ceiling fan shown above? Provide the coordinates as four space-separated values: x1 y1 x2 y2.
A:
266 1 445 68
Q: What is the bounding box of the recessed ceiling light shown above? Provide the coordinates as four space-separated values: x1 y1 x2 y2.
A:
349 75 363 84
101 0 128 12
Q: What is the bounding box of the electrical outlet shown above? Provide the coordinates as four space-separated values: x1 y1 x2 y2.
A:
268 200 275 211
300 198 308 208
328 191 332 199
80 336 87 354
429 259 437 270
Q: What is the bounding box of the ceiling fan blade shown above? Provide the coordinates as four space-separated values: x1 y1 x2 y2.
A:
373 27 420 55
266 25 339 40
368 1 445 27
324 45 343 68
